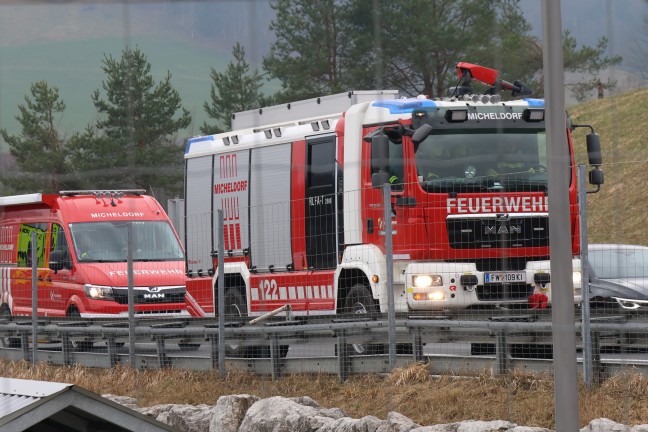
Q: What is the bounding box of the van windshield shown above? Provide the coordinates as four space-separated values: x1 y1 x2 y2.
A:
69 221 184 263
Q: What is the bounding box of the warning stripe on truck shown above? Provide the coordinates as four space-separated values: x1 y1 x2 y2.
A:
249 272 336 314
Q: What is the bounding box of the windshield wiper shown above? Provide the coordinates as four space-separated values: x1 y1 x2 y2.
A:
499 177 547 192
424 177 497 192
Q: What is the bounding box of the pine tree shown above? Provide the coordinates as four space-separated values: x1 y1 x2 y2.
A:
202 43 265 134
0 81 71 193
69 47 191 198
263 0 348 102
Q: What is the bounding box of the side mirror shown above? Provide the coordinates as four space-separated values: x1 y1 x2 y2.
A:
371 172 391 188
589 168 604 186
412 123 433 145
371 134 390 173
586 133 602 167
49 249 71 271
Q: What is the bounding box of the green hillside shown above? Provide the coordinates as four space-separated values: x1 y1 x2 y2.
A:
0 2 278 146
570 87 648 245
0 35 240 143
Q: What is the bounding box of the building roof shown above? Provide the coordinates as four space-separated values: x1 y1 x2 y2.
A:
0 377 179 432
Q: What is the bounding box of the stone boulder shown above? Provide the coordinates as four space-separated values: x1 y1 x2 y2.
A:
238 395 346 432
375 411 421 432
210 394 260 432
139 403 213 432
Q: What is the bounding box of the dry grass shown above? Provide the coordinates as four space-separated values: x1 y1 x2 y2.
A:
3 359 648 429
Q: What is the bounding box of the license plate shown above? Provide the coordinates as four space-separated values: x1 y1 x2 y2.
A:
484 272 525 283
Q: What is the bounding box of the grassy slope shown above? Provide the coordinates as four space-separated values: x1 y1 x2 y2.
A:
569 87 648 245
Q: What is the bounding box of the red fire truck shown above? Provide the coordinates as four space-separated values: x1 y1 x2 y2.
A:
183 62 603 321
0 190 188 323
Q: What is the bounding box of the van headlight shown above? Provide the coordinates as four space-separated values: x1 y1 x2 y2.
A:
412 275 443 288
84 284 114 300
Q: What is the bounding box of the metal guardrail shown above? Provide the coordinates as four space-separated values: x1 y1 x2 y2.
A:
1 313 647 382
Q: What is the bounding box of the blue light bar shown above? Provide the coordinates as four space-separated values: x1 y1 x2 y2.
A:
372 98 437 114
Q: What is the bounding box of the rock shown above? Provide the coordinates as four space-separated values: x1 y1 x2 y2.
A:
509 427 554 432
508 426 554 432
139 403 213 432
411 420 518 431
375 412 421 432
210 394 260 432
238 395 345 432
102 392 648 432
102 394 139 409
316 415 383 432
580 418 629 432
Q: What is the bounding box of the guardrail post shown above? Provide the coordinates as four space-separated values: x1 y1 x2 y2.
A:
270 335 282 380
209 334 219 369
61 333 72 366
591 331 603 385
106 336 119 367
495 330 509 375
412 327 424 362
155 337 170 368
21 333 31 362
337 329 349 383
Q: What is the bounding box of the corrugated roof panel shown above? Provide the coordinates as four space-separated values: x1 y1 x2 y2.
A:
0 393 40 418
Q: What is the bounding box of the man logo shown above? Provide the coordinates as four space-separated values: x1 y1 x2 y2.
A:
143 293 165 299
484 225 522 235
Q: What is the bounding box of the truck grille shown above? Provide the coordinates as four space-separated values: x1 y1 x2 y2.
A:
112 288 186 305
447 215 549 249
476 283 534 301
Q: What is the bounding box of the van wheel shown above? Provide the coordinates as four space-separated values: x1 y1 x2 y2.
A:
342 284 385 355
0 306 21 348
66 308 94 352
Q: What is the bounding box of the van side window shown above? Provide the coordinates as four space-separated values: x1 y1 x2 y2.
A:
17 223 48 268
50 224 69 256
49 224 71 270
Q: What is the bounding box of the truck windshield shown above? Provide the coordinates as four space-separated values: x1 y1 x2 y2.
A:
69 221 184 263
415 129 548 193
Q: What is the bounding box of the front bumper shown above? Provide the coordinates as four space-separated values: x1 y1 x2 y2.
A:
405 259 582 310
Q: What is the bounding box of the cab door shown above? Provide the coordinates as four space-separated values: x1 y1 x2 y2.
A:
305 135 340 270
14 222 49 315
46 223 72 317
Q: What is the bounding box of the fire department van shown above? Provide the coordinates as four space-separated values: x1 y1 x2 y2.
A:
0 190 188 321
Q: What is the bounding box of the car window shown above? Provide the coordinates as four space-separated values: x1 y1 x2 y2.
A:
589 247 648 279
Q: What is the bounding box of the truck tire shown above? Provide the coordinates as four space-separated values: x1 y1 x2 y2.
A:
0 305 21 348
223 288 283 359
342 284 385 355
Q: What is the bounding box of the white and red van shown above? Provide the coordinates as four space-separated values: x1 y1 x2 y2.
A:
0 190 188 319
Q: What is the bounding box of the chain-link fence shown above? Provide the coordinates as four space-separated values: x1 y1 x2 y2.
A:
2 1 648 430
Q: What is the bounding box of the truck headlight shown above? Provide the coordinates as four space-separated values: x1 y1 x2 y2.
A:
413 291 446 301
84 284 114 300
412 274 443 288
